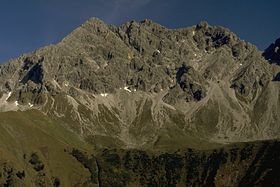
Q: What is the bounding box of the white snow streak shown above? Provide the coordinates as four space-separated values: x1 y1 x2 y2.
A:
100 93 108 97
124 86 132 93
5 92 12 101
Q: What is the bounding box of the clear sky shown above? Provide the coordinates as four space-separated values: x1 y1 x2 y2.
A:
0 0 279 63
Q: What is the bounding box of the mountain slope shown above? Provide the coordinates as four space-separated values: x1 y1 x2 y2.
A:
0 110 94 186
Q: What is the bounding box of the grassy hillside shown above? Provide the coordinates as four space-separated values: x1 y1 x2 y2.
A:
0 110 93 186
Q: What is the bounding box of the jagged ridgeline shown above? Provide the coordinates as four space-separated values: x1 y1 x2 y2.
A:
0 18 280 186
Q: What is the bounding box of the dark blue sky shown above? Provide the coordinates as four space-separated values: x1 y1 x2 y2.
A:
0 0 279 63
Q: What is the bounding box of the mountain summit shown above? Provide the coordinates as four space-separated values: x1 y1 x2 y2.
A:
0 18 280 186
263 37 280 65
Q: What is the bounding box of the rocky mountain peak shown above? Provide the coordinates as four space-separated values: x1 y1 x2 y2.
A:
263 37 280 65
196 20 209 30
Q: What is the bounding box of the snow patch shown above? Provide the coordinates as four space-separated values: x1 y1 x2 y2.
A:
15 101 19 106
6 92 12 101
100 93 108 97
155 49 161 54
28 103 33 107
240 63 243 66
124 86 132 93
194 53 197 57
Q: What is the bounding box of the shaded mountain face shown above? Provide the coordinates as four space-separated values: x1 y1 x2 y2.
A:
0 17 280 186
263 37 280 65
263 37 280 82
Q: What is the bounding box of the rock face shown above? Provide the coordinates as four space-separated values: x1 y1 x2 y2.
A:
0 17 280 186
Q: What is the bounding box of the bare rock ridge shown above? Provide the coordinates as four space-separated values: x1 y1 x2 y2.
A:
0 18 279 150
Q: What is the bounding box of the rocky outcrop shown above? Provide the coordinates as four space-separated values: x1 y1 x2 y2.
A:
164 65 206 104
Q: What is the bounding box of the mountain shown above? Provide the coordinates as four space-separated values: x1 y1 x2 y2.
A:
0 18 280 186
